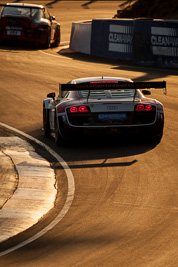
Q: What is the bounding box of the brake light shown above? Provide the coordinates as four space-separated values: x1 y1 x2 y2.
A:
90 81 118 84
70 107 78 113
145 105 153 111
135 104 153 111
135 104 144 111
31 23 47 29
69 106 89 113
79 106 89 112
31 24 38 28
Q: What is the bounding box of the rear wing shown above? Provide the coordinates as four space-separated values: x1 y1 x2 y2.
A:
59 81 167 97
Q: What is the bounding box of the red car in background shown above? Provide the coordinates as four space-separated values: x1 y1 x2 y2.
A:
0 3 60 48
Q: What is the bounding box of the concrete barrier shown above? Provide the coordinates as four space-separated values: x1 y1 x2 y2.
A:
70 21 92 54
69 18 178 68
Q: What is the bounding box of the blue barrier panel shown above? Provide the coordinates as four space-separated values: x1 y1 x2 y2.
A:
133 20 178 68
91 19 134 60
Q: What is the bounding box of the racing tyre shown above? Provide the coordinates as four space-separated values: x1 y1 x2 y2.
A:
43 108 50 137
55 117 66 146
43 29 51 49
52 28 60 47
153 132 163 143
150 113 164 143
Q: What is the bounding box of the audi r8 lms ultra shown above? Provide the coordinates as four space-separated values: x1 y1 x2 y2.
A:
0 3 60 48
43 77 166 145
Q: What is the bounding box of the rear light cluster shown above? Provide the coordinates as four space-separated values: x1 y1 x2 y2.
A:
31 23 39 28
135 104 153 111
31 23 48 29
69 106 89 113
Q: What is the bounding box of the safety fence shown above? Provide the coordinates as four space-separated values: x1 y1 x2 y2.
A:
70 19 178 68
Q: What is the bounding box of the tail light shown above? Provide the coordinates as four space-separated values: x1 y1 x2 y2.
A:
145 105 153 111
135 104 144 111
70 107 78 113
31 22 48 29
79 106 89 112
135 104 153 111
31 23 38 28
69 106 89 113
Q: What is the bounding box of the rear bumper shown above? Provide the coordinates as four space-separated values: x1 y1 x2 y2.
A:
58 112 164 137
66 109 158 126
0 28 47 44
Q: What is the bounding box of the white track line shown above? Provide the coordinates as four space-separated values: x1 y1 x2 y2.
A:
39 50 63 58
0 122 75 256
39 41 72 59
39 49 72 59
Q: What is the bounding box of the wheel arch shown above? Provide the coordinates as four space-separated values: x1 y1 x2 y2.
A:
43 98 53 109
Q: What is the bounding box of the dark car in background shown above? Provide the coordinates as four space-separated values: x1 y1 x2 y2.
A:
0 3 60 48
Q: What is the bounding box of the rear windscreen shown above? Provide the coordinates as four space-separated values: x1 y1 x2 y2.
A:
78 89 135 99
2 7 40 18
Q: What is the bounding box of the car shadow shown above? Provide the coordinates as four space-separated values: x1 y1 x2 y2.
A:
29 128 159 169
0 40 41 51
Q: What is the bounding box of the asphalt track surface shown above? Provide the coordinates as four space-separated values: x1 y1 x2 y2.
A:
0 1 178 266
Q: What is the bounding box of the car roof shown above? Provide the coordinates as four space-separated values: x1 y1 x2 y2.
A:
5 3 44 9
70 77 133 84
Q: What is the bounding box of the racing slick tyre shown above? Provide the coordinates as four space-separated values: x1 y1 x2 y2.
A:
153 132 163 143
149 113 164 143
43 108 50 137
55 116 67 146
43 29 51 49
52 27 60 47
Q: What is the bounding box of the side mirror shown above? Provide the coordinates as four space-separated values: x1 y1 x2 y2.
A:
47 92 55 99
142 90 151 95
49 15 55 21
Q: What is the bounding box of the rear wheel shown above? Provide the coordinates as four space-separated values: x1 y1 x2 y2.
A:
52 27 60 47
153 132 163 143
55 116 67 146
149 113 164 143
43 108 50 137
42 29 51 49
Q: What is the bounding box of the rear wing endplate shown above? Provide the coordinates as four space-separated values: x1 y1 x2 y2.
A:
59 81 167 97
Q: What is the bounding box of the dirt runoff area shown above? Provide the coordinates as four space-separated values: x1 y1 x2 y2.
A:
115 0 178 20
